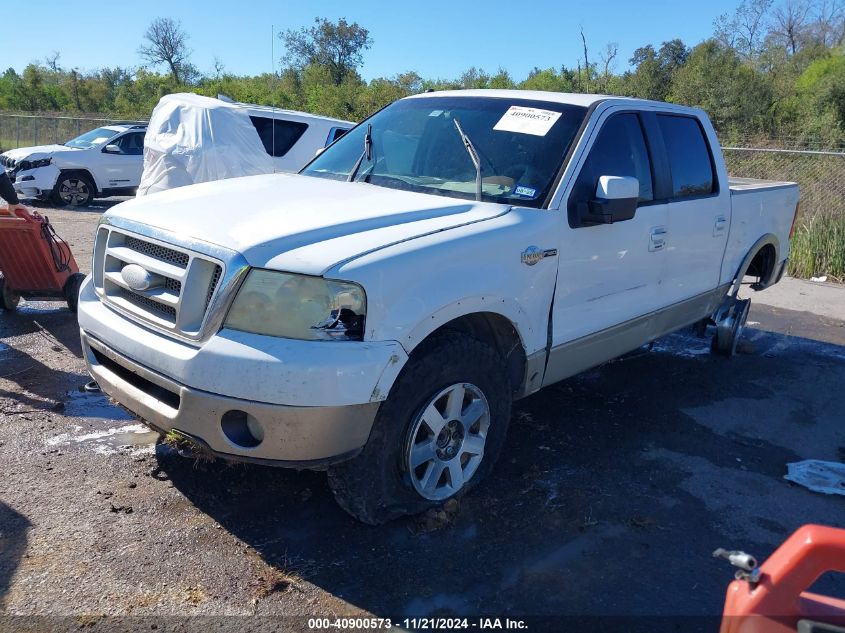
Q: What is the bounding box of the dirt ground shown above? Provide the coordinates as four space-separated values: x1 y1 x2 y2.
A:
1 199 844 633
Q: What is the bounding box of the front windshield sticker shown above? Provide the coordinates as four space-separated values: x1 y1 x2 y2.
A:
513 184 538 198
428 110 443 117
493 105 562 137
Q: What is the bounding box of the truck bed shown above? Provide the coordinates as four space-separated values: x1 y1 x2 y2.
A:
719 177 799 290
729 177 798 194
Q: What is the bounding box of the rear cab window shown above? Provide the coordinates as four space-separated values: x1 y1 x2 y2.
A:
656 114 717 198
250 117 309 157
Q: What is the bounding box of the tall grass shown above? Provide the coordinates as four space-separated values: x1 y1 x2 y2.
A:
788 213 845 281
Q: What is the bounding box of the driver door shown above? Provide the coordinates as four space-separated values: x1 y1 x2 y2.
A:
97 131 145 190
544 110 669 386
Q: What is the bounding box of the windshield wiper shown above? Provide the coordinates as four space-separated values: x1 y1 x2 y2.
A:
452 117 482 201
347 124 372 183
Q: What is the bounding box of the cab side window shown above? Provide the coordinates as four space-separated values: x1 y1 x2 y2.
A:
114 132 145 156
657 115 716 198
569 114 654 220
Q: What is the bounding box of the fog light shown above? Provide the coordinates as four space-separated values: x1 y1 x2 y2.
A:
221 410 263 448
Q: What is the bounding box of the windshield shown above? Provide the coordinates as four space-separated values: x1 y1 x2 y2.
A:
65 127 119 149
302 96 588 208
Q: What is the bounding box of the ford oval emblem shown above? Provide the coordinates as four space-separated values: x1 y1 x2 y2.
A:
121 264 157 291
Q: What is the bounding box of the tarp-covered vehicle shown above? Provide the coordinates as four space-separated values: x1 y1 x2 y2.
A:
138 93 353 196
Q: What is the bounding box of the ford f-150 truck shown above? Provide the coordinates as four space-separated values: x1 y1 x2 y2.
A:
76 90 799 524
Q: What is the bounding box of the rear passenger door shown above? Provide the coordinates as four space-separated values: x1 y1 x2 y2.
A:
655 114 729 305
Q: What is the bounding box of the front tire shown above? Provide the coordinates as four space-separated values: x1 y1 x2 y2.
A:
63 273 85 313
328 332 512 524
52 172 95 208
0 274 20 311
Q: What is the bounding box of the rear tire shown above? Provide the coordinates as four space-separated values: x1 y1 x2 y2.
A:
328 332 512 525
0 274 20 311
52 171 95 208
64 273 85 313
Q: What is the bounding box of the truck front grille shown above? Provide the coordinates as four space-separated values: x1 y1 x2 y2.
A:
93 227 224 340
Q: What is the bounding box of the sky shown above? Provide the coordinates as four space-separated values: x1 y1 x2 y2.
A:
5 0 743 81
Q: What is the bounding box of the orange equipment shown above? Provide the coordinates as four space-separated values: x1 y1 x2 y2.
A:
720 524 845 633
0 206 85 313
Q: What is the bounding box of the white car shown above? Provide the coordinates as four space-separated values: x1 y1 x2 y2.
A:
1 124 147 207
2 103 353 206
138 93 354 196
77 90 799 523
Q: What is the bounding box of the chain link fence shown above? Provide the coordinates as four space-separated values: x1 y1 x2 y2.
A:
0 114 146 152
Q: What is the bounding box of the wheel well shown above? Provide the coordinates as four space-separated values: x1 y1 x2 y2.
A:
745 243 777 287
57 169 98 195
418 312 526 394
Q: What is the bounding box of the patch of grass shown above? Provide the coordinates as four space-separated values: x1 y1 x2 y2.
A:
788 213 845 281
161 429 216 464
182 585 207 605
258 567 303 596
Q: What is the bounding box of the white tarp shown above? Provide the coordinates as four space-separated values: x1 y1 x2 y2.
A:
138 93 273 196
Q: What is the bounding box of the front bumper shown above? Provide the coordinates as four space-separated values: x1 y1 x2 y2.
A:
82 332 379 466
13 165 60 199
77 277 408 466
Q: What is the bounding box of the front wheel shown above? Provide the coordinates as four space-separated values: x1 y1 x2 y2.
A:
328 332 512 524
52 172 95 208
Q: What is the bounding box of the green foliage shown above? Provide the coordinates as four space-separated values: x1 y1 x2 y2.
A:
789 213 845 280
668 40 773 135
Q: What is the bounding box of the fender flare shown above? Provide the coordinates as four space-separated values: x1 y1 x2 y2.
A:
729 233 781 296
367 296 535 404
401 295 534 355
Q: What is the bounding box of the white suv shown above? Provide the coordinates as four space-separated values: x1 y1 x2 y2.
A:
1 124 148 207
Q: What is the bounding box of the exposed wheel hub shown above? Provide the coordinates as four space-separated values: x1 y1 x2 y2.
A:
435 420 465 460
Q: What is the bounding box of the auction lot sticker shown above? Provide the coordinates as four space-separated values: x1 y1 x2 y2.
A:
494 105 562 136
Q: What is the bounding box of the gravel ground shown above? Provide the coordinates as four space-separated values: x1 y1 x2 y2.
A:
1 198 844 632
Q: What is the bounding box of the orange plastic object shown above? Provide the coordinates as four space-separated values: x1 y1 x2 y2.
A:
721 524 845 633
0 206 78 297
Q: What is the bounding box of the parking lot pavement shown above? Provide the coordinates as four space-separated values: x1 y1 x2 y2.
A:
1 204 844 631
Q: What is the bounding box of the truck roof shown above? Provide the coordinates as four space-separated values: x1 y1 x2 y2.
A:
406 89 692 113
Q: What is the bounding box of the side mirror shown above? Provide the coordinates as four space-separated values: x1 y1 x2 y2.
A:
103 144 123 154
580 176 639 225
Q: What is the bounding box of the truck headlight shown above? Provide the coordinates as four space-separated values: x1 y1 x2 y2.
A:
224 270 366 341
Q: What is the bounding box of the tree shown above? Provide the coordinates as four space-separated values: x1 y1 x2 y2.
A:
669 40 772 134
771 0 812 54
280 18 372 86
714 0 774 58
624 40 689 101
139 17 193 84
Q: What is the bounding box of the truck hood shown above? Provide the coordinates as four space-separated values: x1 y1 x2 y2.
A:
106 173 511 275
2 144 80 163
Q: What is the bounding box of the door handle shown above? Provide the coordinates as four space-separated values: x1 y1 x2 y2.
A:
714 215 728 236
649 226 667 252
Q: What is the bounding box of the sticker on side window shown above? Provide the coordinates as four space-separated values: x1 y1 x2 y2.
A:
494 105 562 136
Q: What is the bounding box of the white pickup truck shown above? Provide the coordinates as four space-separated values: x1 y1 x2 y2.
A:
77 90 799 524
